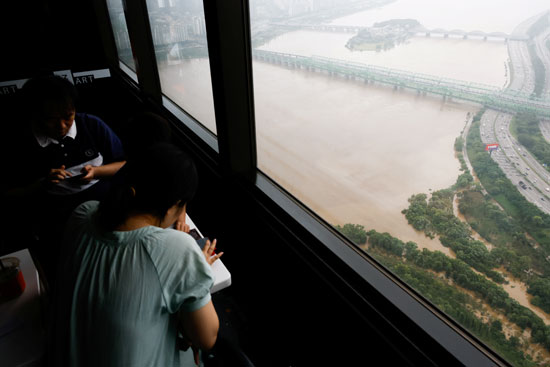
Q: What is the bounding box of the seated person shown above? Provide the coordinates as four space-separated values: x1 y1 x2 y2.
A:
119 110 191 232
1 75 125 279
50 142 222 367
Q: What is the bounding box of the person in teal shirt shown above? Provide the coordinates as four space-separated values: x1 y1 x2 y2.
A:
50 142 222 366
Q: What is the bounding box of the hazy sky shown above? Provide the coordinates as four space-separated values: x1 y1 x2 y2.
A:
330 0 550 33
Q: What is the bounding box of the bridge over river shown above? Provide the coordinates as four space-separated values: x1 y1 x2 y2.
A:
253 49 550 117
269 23 528 41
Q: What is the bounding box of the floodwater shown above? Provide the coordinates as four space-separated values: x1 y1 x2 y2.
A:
248 19 509 251
502 275 550 325
252 61 472 252
159 53 473 251
158 28 508 253
256 31 509 87
453 196 550 324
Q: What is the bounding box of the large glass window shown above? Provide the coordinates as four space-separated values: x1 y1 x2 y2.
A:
249 1 550 365
145 0 216 134
106 0 137 76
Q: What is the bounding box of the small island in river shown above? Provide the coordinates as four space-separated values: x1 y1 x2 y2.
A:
346 18 421 51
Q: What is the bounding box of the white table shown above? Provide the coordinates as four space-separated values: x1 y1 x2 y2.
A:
185 214 231 294
0 249 44 367
180 216 231 366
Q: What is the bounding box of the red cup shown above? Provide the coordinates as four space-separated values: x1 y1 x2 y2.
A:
0 257 26 302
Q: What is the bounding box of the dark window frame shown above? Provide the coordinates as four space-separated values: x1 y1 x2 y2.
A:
121 0 162 101
98 0 140 85
93 0 514 365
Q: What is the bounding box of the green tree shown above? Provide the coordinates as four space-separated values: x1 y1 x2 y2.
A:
454 136 464 152
455 172 473 189
532 215 543 227
528 277 550 313
335 223 367 245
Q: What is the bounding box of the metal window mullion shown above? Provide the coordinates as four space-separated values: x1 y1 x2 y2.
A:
203 0 257 178
92 0 119 68
122 0 162 103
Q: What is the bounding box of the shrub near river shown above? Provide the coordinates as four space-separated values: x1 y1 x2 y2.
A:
334 111 550 364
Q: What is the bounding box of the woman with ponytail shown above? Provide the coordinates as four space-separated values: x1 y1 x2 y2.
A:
51 142 222 367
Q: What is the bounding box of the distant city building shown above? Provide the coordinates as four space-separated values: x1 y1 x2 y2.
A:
151 19 190 45
156 0 175 8
149 13 207 46
192 16 206 36
288 0 313 17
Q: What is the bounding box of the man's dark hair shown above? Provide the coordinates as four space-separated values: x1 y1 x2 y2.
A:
21 75 79 118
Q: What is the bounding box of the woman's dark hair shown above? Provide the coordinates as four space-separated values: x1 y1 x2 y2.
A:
98 142 198 230
21 75 79 118
121 111 173 160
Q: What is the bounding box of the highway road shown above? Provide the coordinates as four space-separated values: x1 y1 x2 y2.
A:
507 40 536 93
480 110 550 213
534 12 550 142
533 12 550 96
476 15 550 214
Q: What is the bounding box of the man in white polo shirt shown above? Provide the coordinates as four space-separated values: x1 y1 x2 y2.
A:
2 75 126 285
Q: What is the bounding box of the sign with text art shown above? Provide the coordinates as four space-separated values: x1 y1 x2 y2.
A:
0 68 111 96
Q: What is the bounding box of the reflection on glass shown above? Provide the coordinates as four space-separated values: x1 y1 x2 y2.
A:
146 0 216 134
106 0 136 71
249 0 550 365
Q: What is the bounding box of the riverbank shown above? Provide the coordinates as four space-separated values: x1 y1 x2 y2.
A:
365 234 547 366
